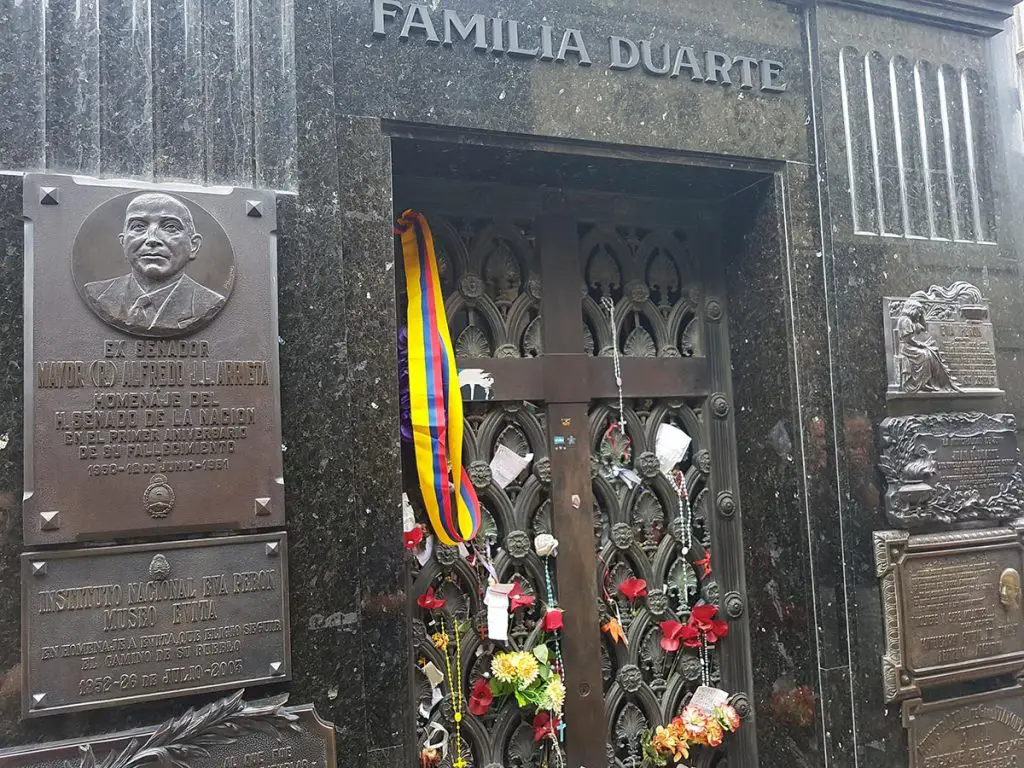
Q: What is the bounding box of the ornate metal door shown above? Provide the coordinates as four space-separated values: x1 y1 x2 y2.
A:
401 177 755 768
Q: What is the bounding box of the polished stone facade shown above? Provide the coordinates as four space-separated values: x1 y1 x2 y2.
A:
0 1 1021 767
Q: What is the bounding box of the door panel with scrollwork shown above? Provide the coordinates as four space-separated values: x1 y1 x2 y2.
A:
399 179 755 768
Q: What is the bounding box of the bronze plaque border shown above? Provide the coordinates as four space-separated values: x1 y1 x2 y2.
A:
875 525 1024 703
0 698 335 768
902 685 1024 768
23 173 285 545
21 533 291 718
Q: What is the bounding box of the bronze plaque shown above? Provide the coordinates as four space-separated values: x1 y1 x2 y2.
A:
903 686 1024 768
23 173 284 544
0 693 335 768
21 533 290 718
875 526 1024 703
879 412 1024 528
884 281 1001 399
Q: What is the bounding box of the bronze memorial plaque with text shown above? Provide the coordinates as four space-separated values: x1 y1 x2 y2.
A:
879 412 1024 529
23 173 284 544
883 281 1002 399
21 533 290 718
875 526 1024 703
0 694 335 768
903 686 1024 768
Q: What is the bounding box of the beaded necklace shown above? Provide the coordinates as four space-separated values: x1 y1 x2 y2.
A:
440 615 467 768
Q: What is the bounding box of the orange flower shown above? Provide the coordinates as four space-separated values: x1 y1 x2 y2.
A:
602 616 627 646
680 704 708 743
705 719 725 747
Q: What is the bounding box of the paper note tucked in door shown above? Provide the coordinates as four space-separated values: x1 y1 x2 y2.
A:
656 423 692 475
490 444 533 489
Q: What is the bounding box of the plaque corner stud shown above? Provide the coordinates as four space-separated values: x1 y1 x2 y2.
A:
246 200 263 218
31 692 48 708
266 541 280 557
269 661 285 676
30 560 47 576
255 497 272 517
39 187 59 206
39 510 60 531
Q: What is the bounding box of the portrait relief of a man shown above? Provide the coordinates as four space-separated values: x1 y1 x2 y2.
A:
81 192 228 337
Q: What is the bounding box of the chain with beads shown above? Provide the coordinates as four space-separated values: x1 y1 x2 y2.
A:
440 613 467 768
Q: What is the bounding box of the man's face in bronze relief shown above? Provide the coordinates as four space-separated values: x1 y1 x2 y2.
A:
119 193 202 286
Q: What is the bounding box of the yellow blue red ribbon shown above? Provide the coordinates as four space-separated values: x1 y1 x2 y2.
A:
398 210 480 545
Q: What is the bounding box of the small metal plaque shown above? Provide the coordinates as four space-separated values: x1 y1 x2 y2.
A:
875 526 1024 703
903 686 1024 768
0 693 335 768
21 533 290 717
24 173 284 544
879 412 1024 528
883 281 1002 399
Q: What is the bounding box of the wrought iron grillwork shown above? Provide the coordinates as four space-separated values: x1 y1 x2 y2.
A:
400 187 752 768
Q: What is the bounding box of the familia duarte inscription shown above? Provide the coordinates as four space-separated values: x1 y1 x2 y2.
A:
372 1 788 92
24 174 284 544
21 534 290 717
875 527 1024 704
878 412 1024 529
883 281 1002 398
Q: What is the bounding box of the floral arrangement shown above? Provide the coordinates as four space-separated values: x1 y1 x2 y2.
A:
642 702 741 766
488 645 565 715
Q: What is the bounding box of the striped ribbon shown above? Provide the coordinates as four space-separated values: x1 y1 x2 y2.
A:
398 210 481 545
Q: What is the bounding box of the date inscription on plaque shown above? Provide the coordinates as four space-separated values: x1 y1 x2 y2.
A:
903 686 1024 768
875 526 1024 703
21 533 290 718
0 694 335 768
879 412 1024 528
883 281 1001 398
24 173 284 544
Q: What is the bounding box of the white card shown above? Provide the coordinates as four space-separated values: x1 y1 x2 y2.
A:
690 685 729 714
656 423 692 475
421 661 445 689
485 583 514 642
490 444 533 489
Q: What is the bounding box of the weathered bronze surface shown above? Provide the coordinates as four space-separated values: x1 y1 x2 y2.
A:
21 533 290 718
875 526 1024 703
883 281 1002 398
879 412 1024 528
903 685 1024 768
0 692 335 768
23 173 284 544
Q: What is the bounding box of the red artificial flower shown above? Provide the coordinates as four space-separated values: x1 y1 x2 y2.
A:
532 712 561 742
508 581 535 612
468 678 493 716
618 577 648 602
416 587 446 611
694 551 712 579
404 525 424 550
688 604 729 644
542 608 565 632
659 620 686 652
679 623 702 649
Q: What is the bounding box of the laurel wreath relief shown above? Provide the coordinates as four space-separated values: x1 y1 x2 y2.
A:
78 690 300 768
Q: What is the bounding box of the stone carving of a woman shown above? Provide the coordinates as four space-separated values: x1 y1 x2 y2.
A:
895 298 960 393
